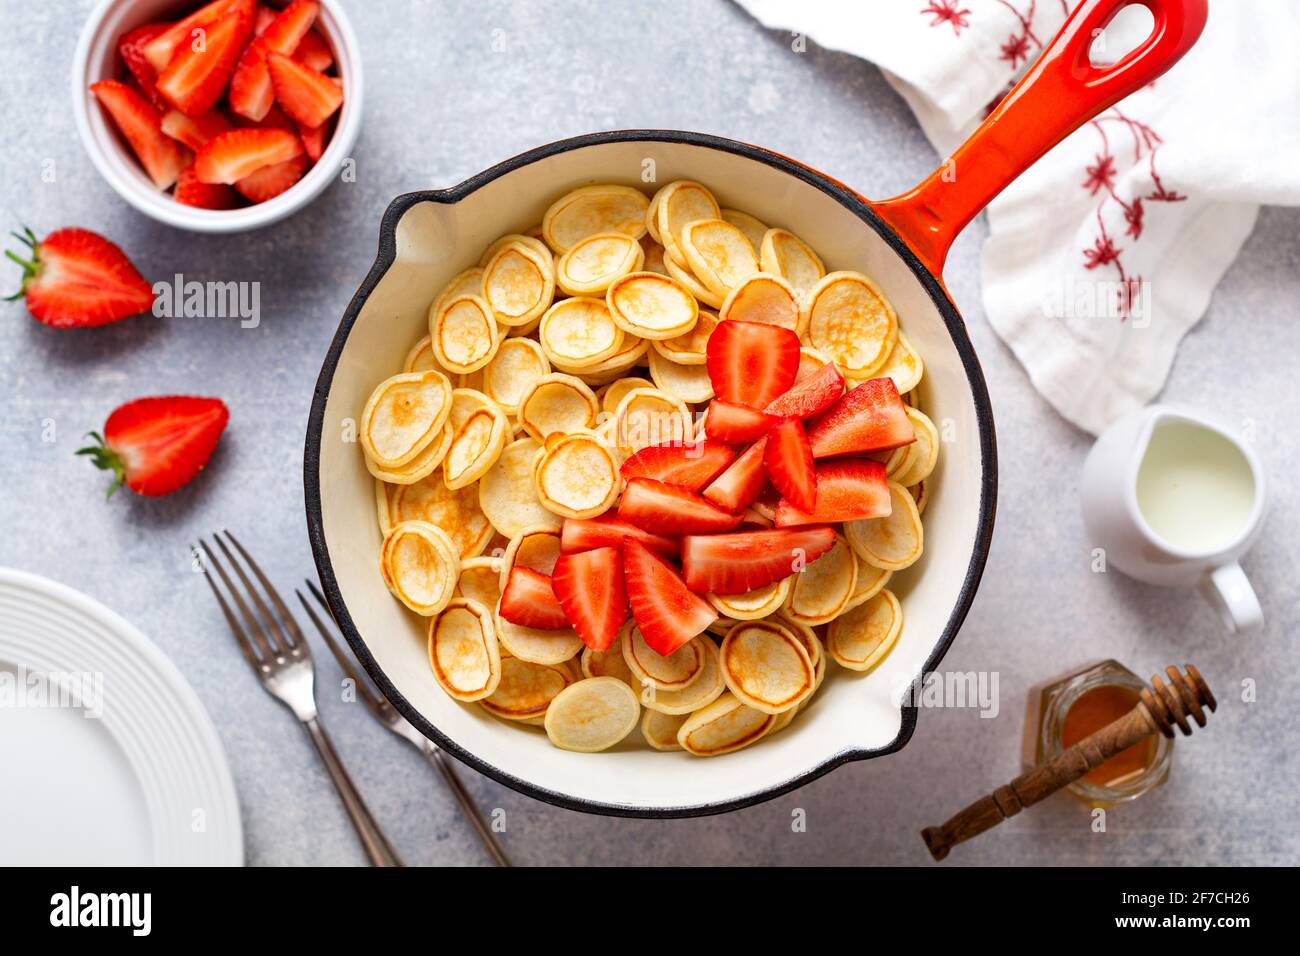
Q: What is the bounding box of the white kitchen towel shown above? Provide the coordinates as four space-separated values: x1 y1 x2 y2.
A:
734 0 1300 434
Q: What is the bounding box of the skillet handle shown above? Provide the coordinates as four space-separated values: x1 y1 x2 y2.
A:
872 0 1208 278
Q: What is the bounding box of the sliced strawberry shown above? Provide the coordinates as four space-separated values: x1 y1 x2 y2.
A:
764 417 816 513
78 396 228 497
90 80 188 189
234 153 308 202
174 163 239 209
704 400 779 444
297 117 332 160
807 377 915 458
765 361 845 419
619 478 743 535
498 567 569 630
118 22 171 111
254 4 276 33
194 128 303 184
701 437 769 513
294 28 334 72
160 108 232 150
236 102 297 131
619 440 733 492
156 2 255 117
774 459 891 526
705 319 800 410
230 0 320 121
622 540 715 656
552 548 626 652
267 51 342 128
6 227 154 328
141 0 232 72
681 527 837 595
559 516 678 558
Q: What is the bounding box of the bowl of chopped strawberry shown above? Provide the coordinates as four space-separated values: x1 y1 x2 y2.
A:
73 0 362 232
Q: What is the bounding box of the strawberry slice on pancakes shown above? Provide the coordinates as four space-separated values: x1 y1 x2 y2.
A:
552 547 626 652
705 319 800 410
618 477 743 535
498 567 569 630
622 540 715 656
681 526 837 595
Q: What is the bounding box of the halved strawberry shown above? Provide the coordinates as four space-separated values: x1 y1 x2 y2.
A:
498 567 569 630
705 319 800 410
90 80 188 189
174 163 238 209
681 527 837 595
6 227 154 328
194 128 303 184
118 22 171 111
234 153 308 202
77 396 228 497
160 108 232 150
807 377 915 458
764 361 845 419
230 0 320 121
559 516 678 558
267 51 342 128
294 28 334 72
619 478 743 535
704 400 779 444
297 116 332 161
552 547 626 652
141 0 232 72
764 417 816 513
701 437 769 513
619 440 733 491
622 540 715 656
774 459 891 526
156 2 255 117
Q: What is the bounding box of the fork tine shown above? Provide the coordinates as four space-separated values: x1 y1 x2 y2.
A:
199 540 274 664
296 588 383 714
212 532 297 654
224 530 310 648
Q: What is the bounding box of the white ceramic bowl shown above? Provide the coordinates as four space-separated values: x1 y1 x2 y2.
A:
72 0 363 233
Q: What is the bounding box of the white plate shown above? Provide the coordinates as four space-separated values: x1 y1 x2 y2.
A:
0 568 242 865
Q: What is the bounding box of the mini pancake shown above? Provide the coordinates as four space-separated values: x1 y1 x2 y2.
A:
651 310 717 366
827 589 902 672
479 233 552 269
641 710 688 751
542 185 650 253
430 267 486 321
499 525 563 590
456 555 504 610
773 612 825 689
718 273 805 335
360 369 453 470
571 334 649 382
363 421 452 484
598 376 655 415
481 656 577 720
641 237 668 275
644 186 664 242
517 373 599 442
534 432 620 519
428 598 501 702
720 208 769 254
375 479 395 538
719 621 815 714
538 297 624 370
845 481 924 571
795 347 831 385
707 577 791 621
478 437 564 538
639 635 726 715
606 272 699 340
392 470 494 558
621 624 706 692
544 677 640 753
806 271 899 378
676 691 776 757
910 479 929 515
448 387 493 430
647 348 716 404
556 232 645 296
444 402 509 489
430 294 500 374
483 241 555 327
707 617 739 638
840 556 892 613
893 407 939 488
611 387 692 456
495 608 584 665
663 253 724 309
380 520 460 616
876 331 924 395
654 180 721 267
403 334 444 374
680 219 761 300
483 337 551 415
885 441 918 481
759 228 825 295
763 707 798 738
581 645 638 688
786 533 857 626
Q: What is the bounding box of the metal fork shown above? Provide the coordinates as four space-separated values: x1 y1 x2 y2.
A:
198 531 403 867
297 580 512 867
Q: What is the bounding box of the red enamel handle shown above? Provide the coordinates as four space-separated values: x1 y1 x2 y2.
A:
873 0 1208 278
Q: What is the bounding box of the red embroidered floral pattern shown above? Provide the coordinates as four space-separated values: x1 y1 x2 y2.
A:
922 0 972 35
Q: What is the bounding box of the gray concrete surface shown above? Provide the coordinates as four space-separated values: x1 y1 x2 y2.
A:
1 0 1295 866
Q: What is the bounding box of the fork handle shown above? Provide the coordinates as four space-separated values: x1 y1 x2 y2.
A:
303 717 404 867
422 745 512 867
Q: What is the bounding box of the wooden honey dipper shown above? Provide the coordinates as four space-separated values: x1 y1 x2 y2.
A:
921 665 1216 861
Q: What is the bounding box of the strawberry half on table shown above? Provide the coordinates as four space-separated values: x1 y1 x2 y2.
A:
78 396 229 498
5 227 154 328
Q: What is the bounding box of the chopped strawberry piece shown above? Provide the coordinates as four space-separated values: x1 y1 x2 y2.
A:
618 478 743 535
559 516 679 558
619 440 733 491
141 0 232 72
764 362 845 419
235 102 297 131
704 400 779 444
705 319 800 410
5 227 154 328
118 22 171 111
254 4 276 33
234 153 308 202
160 108 232 150
297 116 332 161
764 418 816 513
498 567 569 630
807 378 915 458
267 51 342 128
230 0 320 121
701 437 769 513
194 128 303 184
78 396 228 497
174 163 238 209
294 28 334 72
773 459 891 526
681 527 837 595
622 540 715 656
552 548 626 652
90 80 188 189
156 2 254 117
